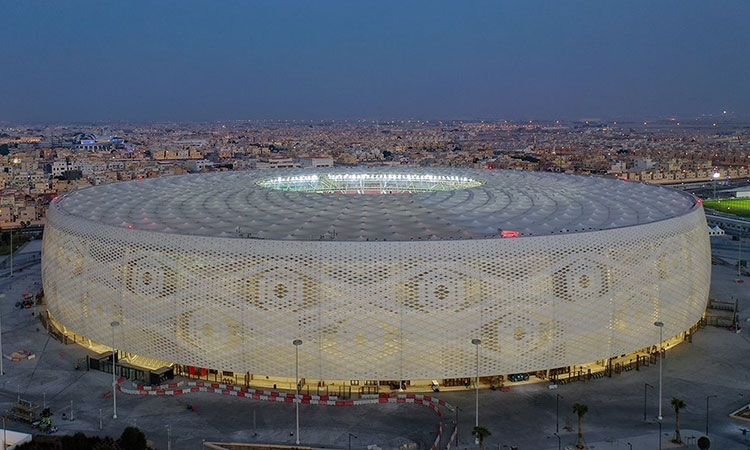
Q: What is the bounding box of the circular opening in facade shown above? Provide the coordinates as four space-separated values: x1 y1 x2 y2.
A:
258 173 483 194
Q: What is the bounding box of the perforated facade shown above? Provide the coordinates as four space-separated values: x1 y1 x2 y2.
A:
41 169 711 381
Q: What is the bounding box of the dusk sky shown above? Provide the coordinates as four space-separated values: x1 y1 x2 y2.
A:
1 1 749 123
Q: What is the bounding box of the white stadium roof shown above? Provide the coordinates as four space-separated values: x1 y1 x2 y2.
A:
55 168 698 241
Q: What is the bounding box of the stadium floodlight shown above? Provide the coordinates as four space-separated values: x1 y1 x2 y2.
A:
712 171 720 199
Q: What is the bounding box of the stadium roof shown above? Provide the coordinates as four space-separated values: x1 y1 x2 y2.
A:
55 168 698 241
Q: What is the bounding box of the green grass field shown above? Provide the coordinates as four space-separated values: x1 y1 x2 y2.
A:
703 198 750 218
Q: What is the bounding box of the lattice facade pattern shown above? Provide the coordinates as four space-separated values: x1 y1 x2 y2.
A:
42 197 710 381
49 168 697 241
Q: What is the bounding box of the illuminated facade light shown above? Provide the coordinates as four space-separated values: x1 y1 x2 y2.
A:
42 168 710 381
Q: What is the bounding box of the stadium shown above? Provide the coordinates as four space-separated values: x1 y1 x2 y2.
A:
41 168 710 386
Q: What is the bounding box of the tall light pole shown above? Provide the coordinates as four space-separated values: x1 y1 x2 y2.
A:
654 321 664 420
0 294 5 376
644 383 653 421
471 338 481 430
706 394 717 435
712 171 720 199
455 406 461 447
293 339 302 445
111 321 120 419
738 238 743 281
656 420 662 450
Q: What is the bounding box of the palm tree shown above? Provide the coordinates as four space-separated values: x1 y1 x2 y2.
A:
671 397 686 443
472 425 491 450
572 403 588 449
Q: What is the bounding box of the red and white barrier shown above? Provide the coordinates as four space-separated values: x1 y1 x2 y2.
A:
135 381 340 401
430 423 444 450
119 381 450 416
366 392 454 412
445 423 457 450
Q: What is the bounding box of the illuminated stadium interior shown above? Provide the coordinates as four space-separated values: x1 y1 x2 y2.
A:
257 173 483 194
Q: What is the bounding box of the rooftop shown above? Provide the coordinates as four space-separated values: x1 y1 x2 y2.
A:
54 168 698 241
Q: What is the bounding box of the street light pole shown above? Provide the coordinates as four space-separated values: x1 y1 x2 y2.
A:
654 321 664 420
738 238 743 281
712 171 720 199
706 394 717 435
348 433 357 450
111 321 120 419
471 338 481 430
644 383 653 421
293 339 302 445
657 420 662 450
0 294 5 376
556 393 562 433
455 406 461 447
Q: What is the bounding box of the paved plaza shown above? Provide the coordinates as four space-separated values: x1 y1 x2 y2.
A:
0 238 748 449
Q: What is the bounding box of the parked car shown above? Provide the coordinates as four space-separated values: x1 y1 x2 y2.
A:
508 373 530 382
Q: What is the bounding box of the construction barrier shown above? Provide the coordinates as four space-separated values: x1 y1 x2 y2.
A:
445 423 457 450
119 381 449 416
135 381 340 401
430 423 444 450
367 392 455 412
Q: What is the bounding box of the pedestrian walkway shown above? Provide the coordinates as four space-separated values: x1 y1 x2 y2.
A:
0 239 41 277
543 428 747 450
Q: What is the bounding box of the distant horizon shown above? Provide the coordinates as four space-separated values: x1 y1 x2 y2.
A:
1 115 748 129
2 1 749 123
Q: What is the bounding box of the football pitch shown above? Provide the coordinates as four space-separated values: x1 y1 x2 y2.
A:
704 198 750 217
